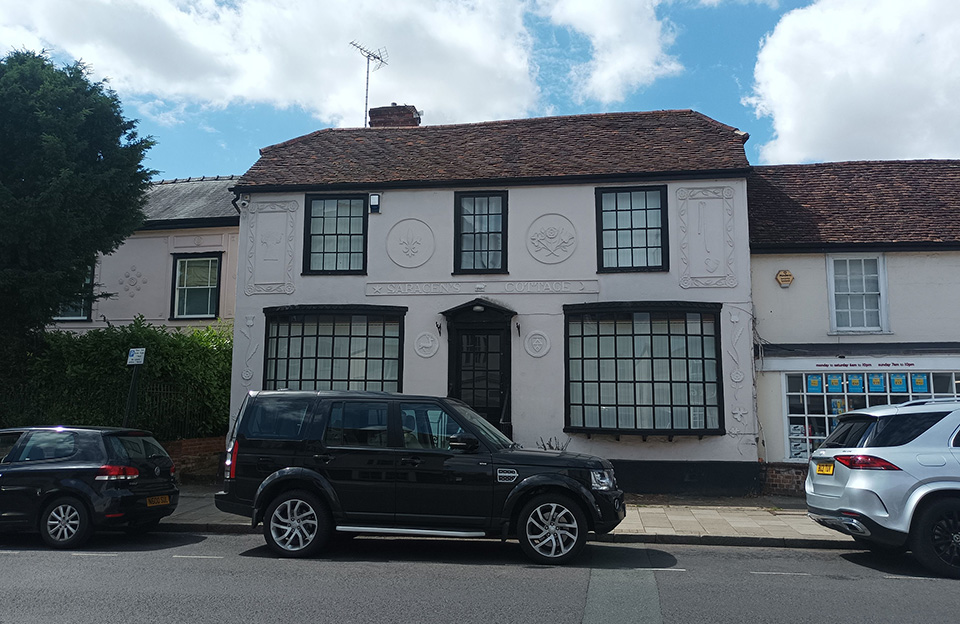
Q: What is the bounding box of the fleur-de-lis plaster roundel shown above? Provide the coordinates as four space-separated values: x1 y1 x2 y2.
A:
387 219 435 268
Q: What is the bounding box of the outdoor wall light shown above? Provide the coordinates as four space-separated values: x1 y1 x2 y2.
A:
472 305 485 313
369 193 381 213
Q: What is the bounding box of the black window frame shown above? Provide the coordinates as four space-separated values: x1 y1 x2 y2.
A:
262 305 406 392
563 301 724 436
303 194 369 275
54 264 96 322
595 185 668 273
454 190 508 274
170 252 223 320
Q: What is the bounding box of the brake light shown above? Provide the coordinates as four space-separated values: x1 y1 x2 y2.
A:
95 465 140 480
834 455 901 470
226 440 239 479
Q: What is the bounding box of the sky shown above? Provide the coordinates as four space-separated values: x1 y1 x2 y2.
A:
2 0 959 181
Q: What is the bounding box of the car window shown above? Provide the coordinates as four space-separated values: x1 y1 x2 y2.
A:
239 396 315 440
106 435 169 460
14 431 78 462
400 403 465 450
0 432 24 462
864 411 949 447
820 417 875 449
324 401 389 447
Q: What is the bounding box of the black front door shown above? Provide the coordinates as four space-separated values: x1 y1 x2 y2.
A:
444 299 515 435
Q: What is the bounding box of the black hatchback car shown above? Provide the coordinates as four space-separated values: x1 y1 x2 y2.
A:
216 390 625 564
0 426 179 548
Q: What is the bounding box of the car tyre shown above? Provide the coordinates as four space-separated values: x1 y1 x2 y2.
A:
263 490 331 558
909 498 960 579
518 494 587 565
39 497 92 549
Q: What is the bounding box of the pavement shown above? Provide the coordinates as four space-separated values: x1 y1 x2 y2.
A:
164 484 856 549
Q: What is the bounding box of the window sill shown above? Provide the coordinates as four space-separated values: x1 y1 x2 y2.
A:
564 427 725 438
827 330 893 336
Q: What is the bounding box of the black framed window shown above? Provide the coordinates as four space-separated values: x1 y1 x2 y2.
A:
305 195 368 274
596 186 667 272
171 253 222 319
54 265 95 321
454 191 507 273
564 302 723 435
264 306 405 391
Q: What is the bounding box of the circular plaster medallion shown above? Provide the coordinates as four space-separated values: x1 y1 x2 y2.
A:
387 219 435 268
524 331 550 358
415 332 440 358
526 214 577 264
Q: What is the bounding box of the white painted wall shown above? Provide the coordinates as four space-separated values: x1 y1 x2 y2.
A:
231 178 758 462
752 251 960 461
53 227 239 332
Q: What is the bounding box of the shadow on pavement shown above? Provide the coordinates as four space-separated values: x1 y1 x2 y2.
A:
839 549 939 578
238 535 677 570
0 530 208 552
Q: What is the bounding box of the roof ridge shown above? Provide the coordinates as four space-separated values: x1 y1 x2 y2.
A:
153 175 239 185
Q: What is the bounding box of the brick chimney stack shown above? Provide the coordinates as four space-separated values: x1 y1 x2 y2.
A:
368 103 421 127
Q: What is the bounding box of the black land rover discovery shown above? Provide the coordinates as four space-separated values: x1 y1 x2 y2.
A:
215 390 625 564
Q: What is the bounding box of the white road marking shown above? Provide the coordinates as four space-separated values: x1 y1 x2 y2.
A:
172 555 224 559
749 571 811 576
883 575 939 581
0 551 20 555
644 568 687 572
71 552 118 557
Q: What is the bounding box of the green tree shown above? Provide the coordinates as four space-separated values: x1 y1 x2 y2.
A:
0 50 154 374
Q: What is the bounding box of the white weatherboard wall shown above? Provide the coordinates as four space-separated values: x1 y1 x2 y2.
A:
231 179 757 463
752 252 960 462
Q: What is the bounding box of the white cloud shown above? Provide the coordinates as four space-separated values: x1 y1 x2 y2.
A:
535 0 682 104
745 0 960 163
0 0 539 127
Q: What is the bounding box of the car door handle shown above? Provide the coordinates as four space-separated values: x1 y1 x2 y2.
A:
313 454 334 463
399 456 421 467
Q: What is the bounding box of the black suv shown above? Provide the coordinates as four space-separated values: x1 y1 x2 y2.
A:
215 391 625 564
0 426 179 548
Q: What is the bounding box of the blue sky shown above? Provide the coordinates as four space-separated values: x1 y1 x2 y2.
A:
2 0 958 181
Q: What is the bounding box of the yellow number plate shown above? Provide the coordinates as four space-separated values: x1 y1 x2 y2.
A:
146 495 170 507
815 462 834 476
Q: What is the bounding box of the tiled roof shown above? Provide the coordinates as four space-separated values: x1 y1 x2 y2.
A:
142 176 240 226
236 110 750 189
748 160 960 250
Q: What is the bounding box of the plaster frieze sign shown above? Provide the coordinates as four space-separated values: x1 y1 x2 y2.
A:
677 187 738 288
526 214 577 264
387 219 435 268
245 201 297 295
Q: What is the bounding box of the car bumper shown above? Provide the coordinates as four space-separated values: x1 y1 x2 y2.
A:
592 489 626 534
215 491 253 518
94 488 180 526
807 505 908 546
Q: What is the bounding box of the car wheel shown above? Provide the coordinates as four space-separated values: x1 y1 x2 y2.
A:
39 497 92 549
263 490 331 558
909 498 960 579
518 494 587 565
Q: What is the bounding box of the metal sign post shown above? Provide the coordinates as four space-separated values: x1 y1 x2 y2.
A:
122 348 145 427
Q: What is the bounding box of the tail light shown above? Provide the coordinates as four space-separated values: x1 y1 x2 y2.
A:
95 465 140 481
225 439 239 479
834 455 901 470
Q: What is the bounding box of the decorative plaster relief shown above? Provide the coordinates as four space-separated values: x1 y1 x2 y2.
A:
118 265 148 298
174 234 224 248
677 187 738 288
526 214 577 264
366 279 600 296
238 315 259 388
387 219 435 268
524 331 550 358
245 201 297 295
414 332 440 358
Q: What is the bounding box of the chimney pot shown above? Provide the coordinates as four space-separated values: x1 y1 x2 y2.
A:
368 103 421 128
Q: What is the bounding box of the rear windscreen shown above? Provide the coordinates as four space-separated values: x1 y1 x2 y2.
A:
107 435 169 460
821 411 949 449
238 396 315 439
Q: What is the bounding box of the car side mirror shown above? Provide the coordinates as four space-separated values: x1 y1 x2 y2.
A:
448 433 479 453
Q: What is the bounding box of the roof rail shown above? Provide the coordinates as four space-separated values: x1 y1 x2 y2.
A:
899 397 960 407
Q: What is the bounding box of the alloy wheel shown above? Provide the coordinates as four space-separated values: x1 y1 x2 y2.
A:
269 498 319 552
46 503 82 543
930 508 960 568
525 502 580 559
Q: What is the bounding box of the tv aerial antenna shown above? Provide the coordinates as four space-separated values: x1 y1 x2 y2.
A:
349 41 388 127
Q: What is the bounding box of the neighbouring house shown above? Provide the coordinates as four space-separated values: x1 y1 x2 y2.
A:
748 160 960 493
229 105 761 494
52 176 240 331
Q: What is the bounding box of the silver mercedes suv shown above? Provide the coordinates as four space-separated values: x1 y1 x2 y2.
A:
806 398 960 578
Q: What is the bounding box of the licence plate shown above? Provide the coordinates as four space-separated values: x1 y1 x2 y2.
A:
815 462 834 476
146 495 170 507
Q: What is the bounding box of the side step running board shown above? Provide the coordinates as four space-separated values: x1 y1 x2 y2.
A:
337 526 486 538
